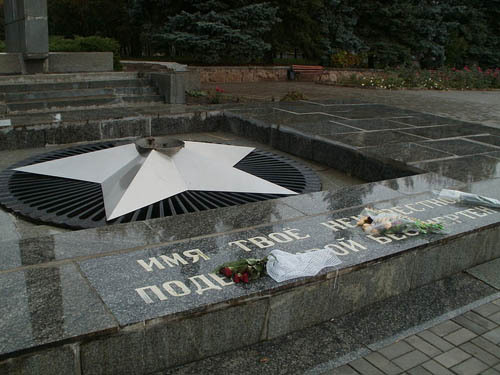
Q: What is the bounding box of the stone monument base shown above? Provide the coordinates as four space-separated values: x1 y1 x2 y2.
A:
0 52 113 75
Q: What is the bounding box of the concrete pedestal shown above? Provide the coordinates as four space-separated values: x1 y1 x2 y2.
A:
4 0 49 73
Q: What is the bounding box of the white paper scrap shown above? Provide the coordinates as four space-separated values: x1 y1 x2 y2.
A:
438 189 500 209
266 248 342 282
0 119 11 127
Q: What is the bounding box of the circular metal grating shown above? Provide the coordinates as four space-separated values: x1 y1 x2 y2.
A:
0 140 321 229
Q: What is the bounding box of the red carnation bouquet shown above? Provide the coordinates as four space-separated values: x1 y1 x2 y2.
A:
216 257 268 283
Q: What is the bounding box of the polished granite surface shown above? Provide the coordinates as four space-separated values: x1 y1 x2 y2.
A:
0 263 116 356
77 191 500 326
361 143 453 163
1 99 500 364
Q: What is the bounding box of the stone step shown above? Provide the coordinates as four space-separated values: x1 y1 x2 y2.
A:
1 103 174 126
0 79 153 93
6 94 164 113
4 86 158 102
0 71 139 85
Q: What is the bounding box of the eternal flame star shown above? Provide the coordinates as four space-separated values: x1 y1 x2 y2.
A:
15 140 297 220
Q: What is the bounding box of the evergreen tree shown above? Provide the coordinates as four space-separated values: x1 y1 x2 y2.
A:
155 0 279 64
0 0 4 42
354 0 448 68
270 0 325 60
47 0 133 52
322 0 365 63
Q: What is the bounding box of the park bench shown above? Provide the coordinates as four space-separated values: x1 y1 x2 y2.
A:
288 65 327 80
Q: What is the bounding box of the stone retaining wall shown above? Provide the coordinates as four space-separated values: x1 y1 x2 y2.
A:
121 62 384 84
192 66 380 84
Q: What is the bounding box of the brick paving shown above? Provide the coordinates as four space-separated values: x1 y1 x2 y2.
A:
327 299 500 375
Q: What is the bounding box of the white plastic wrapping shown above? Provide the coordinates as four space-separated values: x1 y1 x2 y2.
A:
266 248 342 282
438 189 500 209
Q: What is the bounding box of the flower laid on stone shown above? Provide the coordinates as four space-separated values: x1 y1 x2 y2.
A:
357 207 444 235
217 257 268 283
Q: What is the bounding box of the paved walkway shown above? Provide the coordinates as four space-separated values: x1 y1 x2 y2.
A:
202 82 500 129
330 298 500 375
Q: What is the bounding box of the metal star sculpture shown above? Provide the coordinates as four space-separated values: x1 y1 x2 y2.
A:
15 140 297 220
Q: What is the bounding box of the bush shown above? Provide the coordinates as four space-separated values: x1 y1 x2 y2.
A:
49 36 122 70
0 40 5 52
330 51 367 68
280 90 307 101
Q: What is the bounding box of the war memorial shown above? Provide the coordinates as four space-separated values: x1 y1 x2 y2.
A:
1 1 500 374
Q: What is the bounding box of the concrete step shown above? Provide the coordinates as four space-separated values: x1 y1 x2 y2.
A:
6 94 164 113
0 72 140 85
4 86 158 102
122 95 165 104
0 79 153 93
1 102 187 127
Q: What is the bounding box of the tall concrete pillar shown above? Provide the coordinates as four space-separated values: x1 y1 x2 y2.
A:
4 0 49 73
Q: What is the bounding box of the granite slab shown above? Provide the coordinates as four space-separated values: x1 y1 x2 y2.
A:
361 143 454 163
324 131 427 148
465 178 500 200
284 121 360 136
412 155 500 183
333 273 498 349
277 182 404 215
467 135 500 147
162 273 499 375
0 221 159 271
486 151 500 160
418 139 500 156
467 258 500 290
163 322 366 375
379 173 464 195
0 263 117 357
0 345 77 375
77 192 500 328
272 103 418 119
399 124 495 139
0 199 305 272
78 230 268 325
389 115 466 127
332 118 416 131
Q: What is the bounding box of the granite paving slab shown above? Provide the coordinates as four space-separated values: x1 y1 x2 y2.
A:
412 155 500 183
417 139 500 156
389 114 469 127
0 263 117 357
328 118 416 131
486 151 500 160
324 131 427 148
334 273 497 349
467 135 500 147
161 274 500 375
0 221 159 271
399 124 496 139
285 122 360 136
277 182 405 215
378 173 464 195
465 178 500 200
467 259 500 290
360 143 454 163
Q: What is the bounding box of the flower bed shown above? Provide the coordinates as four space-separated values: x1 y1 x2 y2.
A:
338 66 500 90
